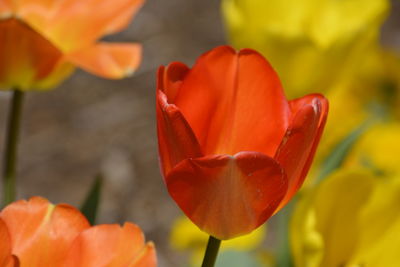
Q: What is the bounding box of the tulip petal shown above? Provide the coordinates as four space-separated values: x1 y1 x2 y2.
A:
0 197 90 266
0 219 10 263
0 219 16 267
275 95 328 208
166 152 287 239
173 46 290 156
0 18 71 90
16 0 145 52
157 62 190 103
289 94 329 177
157 90 203 177
64 223 156 267
127 243 157 267
66 42 142 79
0 0 12 18
7 257 18 267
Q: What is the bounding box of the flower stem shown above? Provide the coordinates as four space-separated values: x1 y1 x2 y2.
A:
201 236 221 267
2 90 25 206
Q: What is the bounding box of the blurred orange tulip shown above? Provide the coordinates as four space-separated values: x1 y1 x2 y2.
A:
0 0 144 90
156 46 328 240
0 196 157 267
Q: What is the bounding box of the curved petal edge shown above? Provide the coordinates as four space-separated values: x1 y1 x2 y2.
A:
166 152 287 239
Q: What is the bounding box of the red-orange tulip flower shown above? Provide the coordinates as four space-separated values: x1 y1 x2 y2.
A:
0 0 144 90
156 46 328 240
0 196 157 267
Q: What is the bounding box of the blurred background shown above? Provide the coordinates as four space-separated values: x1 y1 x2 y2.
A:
0 0 399 266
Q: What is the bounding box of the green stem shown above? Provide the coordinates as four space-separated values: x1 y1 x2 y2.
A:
276 201 295 267
2 90 25 206
201 236 221 267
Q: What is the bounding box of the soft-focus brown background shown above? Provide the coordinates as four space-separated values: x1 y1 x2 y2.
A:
0 1 399 266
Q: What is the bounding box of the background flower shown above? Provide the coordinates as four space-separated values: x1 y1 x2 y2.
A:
290 168 400 267
0 0 144 90
344 122 400 175
221 0 389 98
0 196 156 266
221 0 400 171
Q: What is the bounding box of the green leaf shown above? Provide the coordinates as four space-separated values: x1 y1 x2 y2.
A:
216 250 262 267
80 174 103 225
316 119 374 183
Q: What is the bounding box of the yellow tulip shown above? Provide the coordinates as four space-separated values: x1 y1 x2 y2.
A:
222 0 398 164
345 122 400 175
222 0 400 167
222 0 389 98
291 168 400 267
314 48 400 168
353 49 400 119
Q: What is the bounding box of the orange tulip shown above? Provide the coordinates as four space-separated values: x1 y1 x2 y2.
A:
0 0 144 90
156 46 328 240
0 196 157 267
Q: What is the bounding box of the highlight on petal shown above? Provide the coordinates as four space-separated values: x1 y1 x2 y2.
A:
127 242 156 267
17 0 145 52
166 152 287 239
0 18 72 90
157 90 202 177
173 46 290 156
0 196 90 266
294 95 328 179
66 42 142 79
63 222 156 267
275 95 328 208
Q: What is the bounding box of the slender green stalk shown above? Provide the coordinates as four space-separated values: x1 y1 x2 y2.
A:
201 236 221 267
276 202 295 267
2 90 25 206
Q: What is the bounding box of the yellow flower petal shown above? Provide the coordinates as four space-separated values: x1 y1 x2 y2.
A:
170 215 266 251
345 122 400 175
171 215 267 266
222 0 389 98
315 83 368 163
350 178 400 266
291 169 375 267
